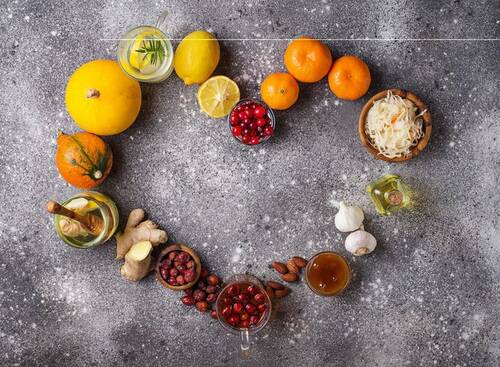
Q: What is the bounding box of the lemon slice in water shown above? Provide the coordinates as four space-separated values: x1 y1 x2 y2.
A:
129 33 161 74
197 76 240 118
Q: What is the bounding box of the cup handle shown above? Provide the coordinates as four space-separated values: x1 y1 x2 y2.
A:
155 10 169 33
240 329 251 357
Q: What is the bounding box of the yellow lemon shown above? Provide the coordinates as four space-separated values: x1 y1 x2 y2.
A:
129 33 149 70
197 76 240 118
174 30 220 85
65 60 141 135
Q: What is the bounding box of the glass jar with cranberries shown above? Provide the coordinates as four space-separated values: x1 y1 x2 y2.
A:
228 99 275 145
215 274 272 355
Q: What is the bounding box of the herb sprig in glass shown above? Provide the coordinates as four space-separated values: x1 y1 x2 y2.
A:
134 39 165 66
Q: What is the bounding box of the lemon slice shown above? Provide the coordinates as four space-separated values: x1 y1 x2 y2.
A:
129 32 160 74
197 76 240 118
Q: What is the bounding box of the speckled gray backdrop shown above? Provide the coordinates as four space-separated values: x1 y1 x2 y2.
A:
0 0 499 366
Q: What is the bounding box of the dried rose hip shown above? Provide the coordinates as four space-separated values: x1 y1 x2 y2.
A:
169 268 179 277
237 293 250 304
195 301 209 312
184 288 194 296
227 284 240 296
207 274 220 286
245 303 257 315
160 268 168 280
206 294 217 304
184 269 196 283
254 293 266 304
181 295 195 306
200 267 209 279
221 306 232 317
206 285 217 294
176 275 185 285
240 320 250 329
227 314 240 326
193 289 207 302
168 251 177 261
249 315 260 325
210 309 218 320
232 302 244 314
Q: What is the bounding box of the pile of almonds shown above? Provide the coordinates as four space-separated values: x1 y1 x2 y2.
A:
271 256 308 283
180 267 222 320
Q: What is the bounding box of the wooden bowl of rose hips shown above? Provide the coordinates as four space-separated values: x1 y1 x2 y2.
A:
156 244 202 291
228 99 275 145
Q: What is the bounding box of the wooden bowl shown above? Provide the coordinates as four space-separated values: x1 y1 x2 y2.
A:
155 244 202 291
358 88 432 162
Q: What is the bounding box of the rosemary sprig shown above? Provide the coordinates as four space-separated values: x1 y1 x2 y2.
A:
134 39 165 66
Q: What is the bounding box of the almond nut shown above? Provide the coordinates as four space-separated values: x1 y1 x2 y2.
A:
281 272 299 282
272 261 288 274
266 280 285 290
292 256 308 268
287 259 299 274
274 287 290 298
265 286 275 299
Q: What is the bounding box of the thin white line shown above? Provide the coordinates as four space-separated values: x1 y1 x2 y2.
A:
101 38 500 41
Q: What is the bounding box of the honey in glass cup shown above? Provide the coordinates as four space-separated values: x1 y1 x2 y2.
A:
305 251 351 296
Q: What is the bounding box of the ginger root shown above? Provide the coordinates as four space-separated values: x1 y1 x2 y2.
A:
115 208 167 260
120 240 153 281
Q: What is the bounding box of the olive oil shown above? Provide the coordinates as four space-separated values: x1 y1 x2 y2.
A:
305 252 351 296
366 174 411 215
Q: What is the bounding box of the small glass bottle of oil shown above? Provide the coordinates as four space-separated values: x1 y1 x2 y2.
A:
366 174 411 216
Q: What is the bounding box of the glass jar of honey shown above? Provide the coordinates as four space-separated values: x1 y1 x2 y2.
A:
305 252 351 296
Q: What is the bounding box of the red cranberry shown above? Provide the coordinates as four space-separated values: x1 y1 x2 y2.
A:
169 268 178 277
160 268 168 280
245 303 257 315
258 304 267 313
184 288 194 296
242 128 251 136
167 251 177 261
240 320 250 329
254 293 266 304
221 306 232 317
176 264 186 272
227 314 240 326
206 293 217 303
232 302 244 314
193 289 207 302
181 295 195 306
264 126 273 136
207 275 220 286
248 122 256 130
173 261 182 269
256 117 267 127
176 275 185 285
241 135 251 145
230 113 239 125
240 313 249 321
235 105 243 113
186 260 195 269
232 126 242 136
246 285 258 295
195 301 209 312
250 136 260 145
210 309 218 320
243 109 253 119
249 315 260 325
237 294 250 304
167 276 177 285
238 111 246 120
227 284 240 296
254 105 267 118
200 268 209 279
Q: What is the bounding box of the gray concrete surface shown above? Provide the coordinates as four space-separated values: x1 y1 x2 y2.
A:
0 0 499 366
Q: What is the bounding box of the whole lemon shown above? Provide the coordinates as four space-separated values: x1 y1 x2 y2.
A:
174 31 220 85
65 60 142 135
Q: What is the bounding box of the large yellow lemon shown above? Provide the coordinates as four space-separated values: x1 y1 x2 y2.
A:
174 30 220 85
65 60 142 135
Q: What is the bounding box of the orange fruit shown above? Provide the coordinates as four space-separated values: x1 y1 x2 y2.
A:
328 55 371 100
260 72 299 110
284 36 332 83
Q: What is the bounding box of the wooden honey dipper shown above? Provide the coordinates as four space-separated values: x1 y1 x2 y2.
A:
47 200 104 236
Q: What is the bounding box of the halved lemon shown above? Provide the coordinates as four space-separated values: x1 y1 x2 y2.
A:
197 76 240 118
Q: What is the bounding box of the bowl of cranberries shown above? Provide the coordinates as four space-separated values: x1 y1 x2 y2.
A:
156 244 202 291
228 99 275 145
215 274 272 335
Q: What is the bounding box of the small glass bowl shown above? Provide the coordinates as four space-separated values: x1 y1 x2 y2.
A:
227 98 276 145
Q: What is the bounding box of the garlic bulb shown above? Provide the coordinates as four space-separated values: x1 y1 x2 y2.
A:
334 201 364 232
345 229 377 256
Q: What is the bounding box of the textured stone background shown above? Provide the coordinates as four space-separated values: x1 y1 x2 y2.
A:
0 0 499 366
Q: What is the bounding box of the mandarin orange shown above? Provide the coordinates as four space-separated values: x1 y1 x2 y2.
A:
284 36 332 83
328 55 371 100
260 73 299 110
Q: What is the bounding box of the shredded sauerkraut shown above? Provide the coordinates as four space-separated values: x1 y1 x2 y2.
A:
365 91 425 159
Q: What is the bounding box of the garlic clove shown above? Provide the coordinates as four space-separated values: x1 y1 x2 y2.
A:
345 229 377 256
334 201 365 232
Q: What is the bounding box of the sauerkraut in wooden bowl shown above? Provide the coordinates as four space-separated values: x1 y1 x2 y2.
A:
358 89 432 162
